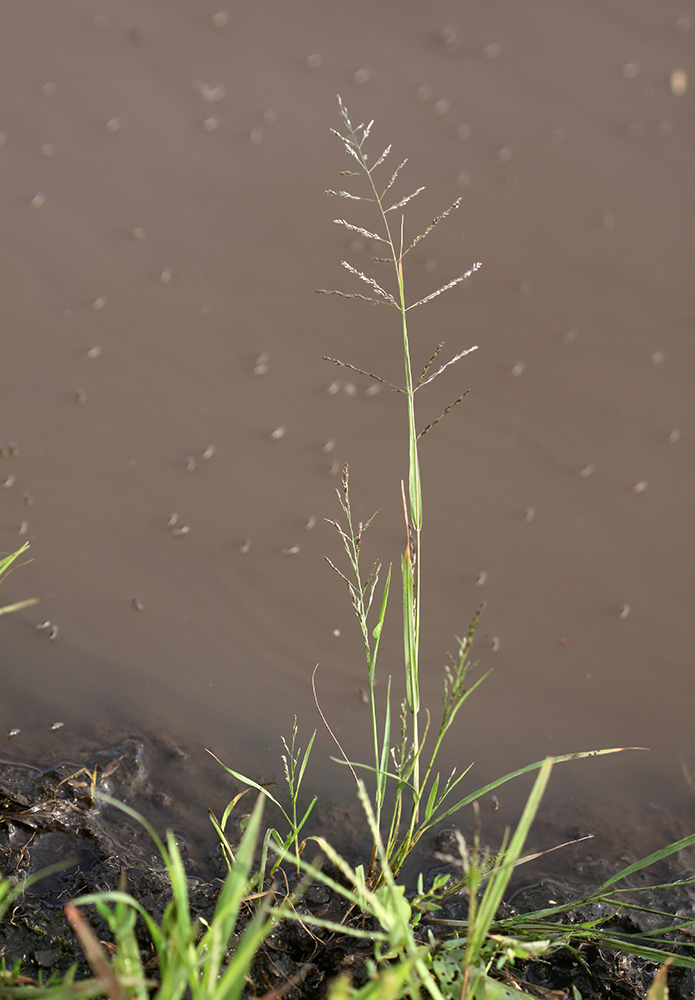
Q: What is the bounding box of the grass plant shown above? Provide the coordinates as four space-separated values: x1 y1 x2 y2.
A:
0 543 39 617
1 102 694 1000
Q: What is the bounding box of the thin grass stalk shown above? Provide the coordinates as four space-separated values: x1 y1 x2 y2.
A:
337 100 423 841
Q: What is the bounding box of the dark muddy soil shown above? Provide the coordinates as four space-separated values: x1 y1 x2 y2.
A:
2 746 695 998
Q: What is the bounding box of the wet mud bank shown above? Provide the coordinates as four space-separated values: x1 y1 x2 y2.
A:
2 741 695 997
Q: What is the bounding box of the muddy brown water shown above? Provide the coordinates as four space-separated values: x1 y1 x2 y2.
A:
1 1 694 875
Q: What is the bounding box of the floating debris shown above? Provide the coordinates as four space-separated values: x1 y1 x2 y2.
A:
23 492 33 506
524 506 535 523
203 118 219 132
305 515 317 530
36 621 51 632
329 461 340 476
476 571 488 587
358 688 368 703
458 123 472 140
434 99 451 116
344 382 357 396
332 629 341 637
201 445 216 460
491 795 500 812
322 439 336 453
240 538 251 554
511 361 525 377
497 146 513 163
75 387 87 405
186 456 196 472
211 11 229 27
580 463 595 478
130 226 146 240
668 428 681 444
620 604 631 620
18 521 28 536
86 346 102 359
365 384 381 397
105 118 121 133
306 53 322 69
270 426 286 440
48 626 59 641
354 68 370 85
327 381 340 395
167 513 179 527
172 525 190 536
491 636 500 652
7 729 20 738
50 721 64 730
31 193 46 209
193 80 225 102
633 480 649 494
253 351 269 375
131 599 144 612
248 129 263 147
0 443 7 458
160 268 172 284
281 545 300 556
416 84 433 100
3 475 16 489
93 295 107 310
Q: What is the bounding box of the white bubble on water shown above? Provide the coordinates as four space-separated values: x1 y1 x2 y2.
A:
306 54 322 69
105 117 121 133
31 193 46 208
211 11 229 27
671 69 688 95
